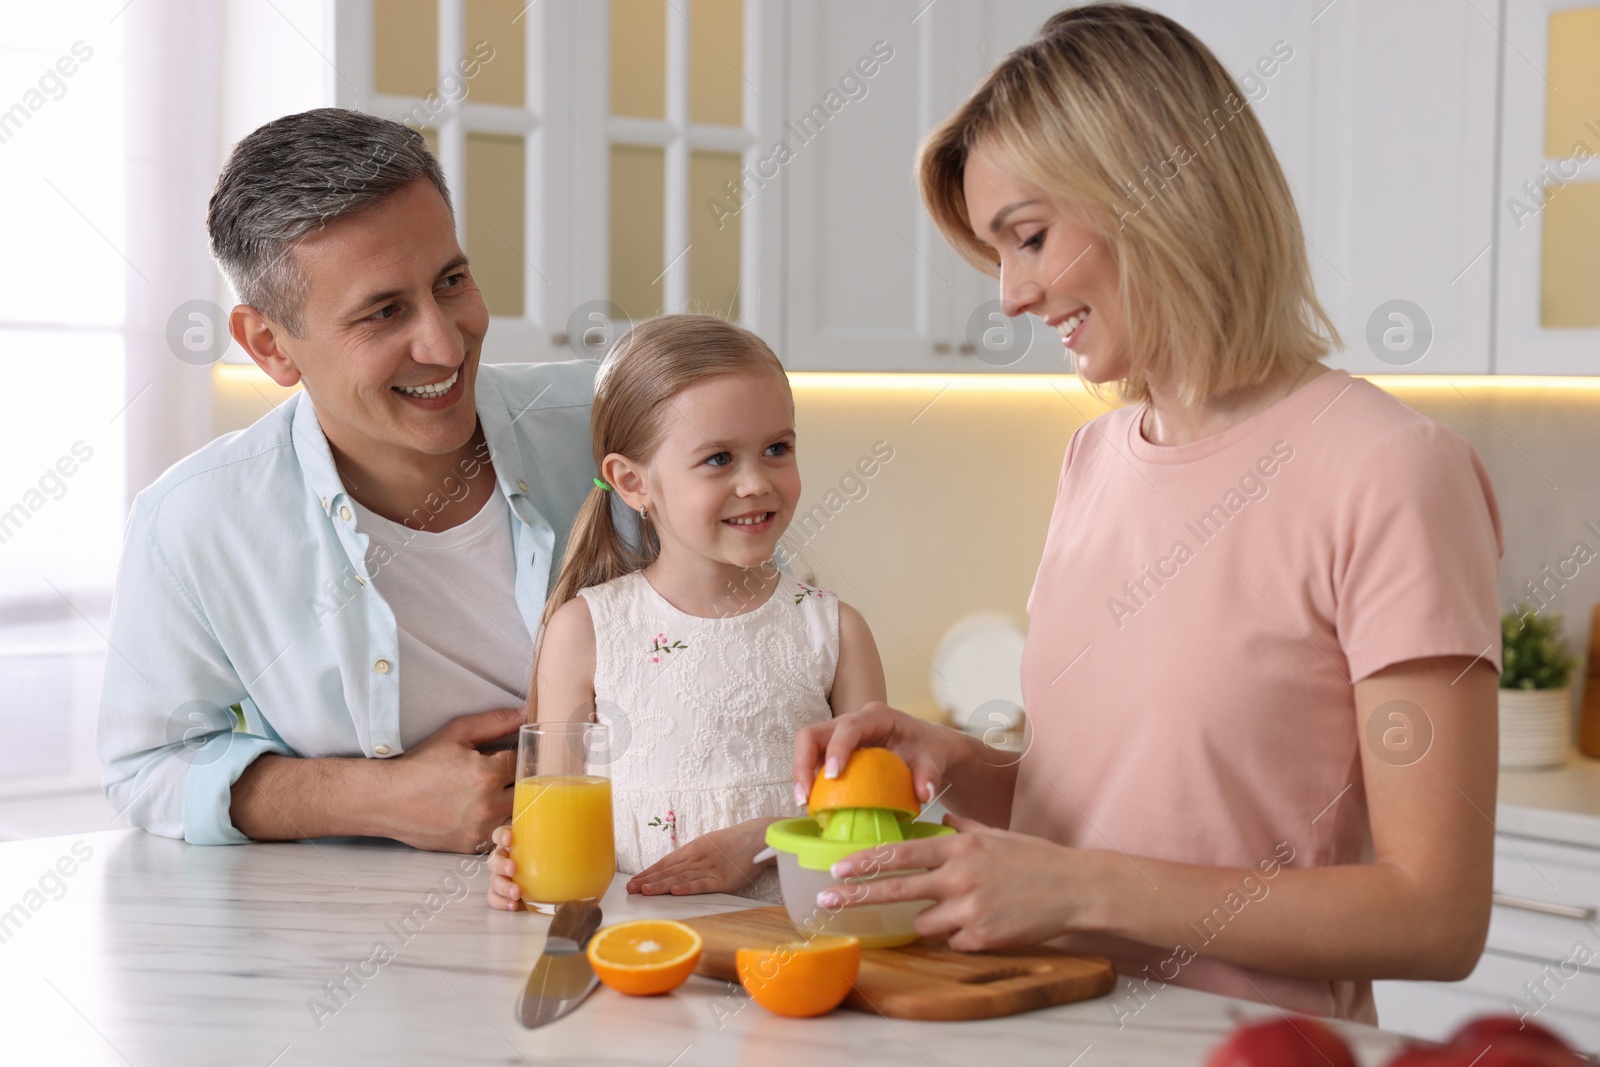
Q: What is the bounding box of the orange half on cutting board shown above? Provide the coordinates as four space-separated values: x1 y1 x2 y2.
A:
736 936 862 1017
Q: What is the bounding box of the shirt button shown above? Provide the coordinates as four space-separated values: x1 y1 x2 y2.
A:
518 480 528 493
374 744 391 756
340 505 352 522
374 659 391 674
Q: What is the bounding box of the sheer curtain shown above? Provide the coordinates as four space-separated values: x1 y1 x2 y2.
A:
0 2 135 795
1 0 330 800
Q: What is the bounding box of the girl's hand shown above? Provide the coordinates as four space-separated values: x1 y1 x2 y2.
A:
484 825 523 911
792 701 957 808
816 814 1112 952
627 818 774 897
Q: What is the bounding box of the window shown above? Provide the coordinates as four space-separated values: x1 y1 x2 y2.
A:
0 3 127 794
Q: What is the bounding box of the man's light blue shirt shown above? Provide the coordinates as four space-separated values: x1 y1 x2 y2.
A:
97 361 600 844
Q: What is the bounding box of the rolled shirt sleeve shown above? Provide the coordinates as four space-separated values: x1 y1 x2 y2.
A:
97 499 291 844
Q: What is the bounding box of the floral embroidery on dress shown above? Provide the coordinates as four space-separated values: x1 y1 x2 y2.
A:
792 582 834 605
647 809 679 847
648 631 687 664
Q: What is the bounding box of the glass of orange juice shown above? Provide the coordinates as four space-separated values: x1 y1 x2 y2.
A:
510 722 615 913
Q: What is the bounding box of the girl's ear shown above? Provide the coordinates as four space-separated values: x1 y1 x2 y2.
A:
601 453 649 515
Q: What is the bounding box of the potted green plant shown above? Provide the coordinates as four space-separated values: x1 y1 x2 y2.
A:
1500 605 1578 770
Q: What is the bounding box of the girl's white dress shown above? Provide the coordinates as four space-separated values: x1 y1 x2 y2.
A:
577 571 838 902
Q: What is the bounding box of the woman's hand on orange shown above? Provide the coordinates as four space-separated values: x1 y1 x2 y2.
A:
817 813 1110 952
626 818 775 897
792 702 955 809
484 824 523 911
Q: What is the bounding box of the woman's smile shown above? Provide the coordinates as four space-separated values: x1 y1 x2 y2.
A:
1046 307 1091 349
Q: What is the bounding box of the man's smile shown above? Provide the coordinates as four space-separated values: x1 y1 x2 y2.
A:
392 367 463 405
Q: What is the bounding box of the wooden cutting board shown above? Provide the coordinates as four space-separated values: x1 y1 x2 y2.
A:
682 906 1116 1021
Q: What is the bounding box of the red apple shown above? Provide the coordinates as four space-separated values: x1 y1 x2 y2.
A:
1448 1016 1573 1055
1204 1016 1359 1067
1465 1045 1582 1067
1384 1050 1458 1067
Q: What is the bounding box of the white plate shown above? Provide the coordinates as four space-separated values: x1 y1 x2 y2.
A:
930 611 1026 733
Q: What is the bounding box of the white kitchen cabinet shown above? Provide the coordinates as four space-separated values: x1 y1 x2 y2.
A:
1373 832 1600 1050
779 0 980 371
330 1 1519 376
1307 0 1500 375
779 0 1317 372
780 0 1498 374
332 0 574 365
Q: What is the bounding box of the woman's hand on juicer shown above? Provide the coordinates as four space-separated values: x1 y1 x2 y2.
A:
484 825 524 911
815 813 1111 952
627 818 775 897
792 702 951 808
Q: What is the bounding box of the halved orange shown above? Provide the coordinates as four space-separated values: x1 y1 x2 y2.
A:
585 919 703 996
808 747 918 818
735 935 861 1018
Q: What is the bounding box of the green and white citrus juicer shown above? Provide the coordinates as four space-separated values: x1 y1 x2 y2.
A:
754 749 955 948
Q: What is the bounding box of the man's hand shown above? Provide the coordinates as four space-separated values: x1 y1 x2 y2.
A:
626 818 776 897
229 706 523 850
378 707 522 853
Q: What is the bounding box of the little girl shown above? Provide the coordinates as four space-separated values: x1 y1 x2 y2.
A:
485 314 886 907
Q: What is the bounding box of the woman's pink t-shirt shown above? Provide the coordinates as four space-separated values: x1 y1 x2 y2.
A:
1013 369 1502 1024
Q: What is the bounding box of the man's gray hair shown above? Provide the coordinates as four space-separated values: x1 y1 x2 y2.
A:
207 108 452 335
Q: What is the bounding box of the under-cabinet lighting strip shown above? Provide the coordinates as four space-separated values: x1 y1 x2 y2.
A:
212 365 1600 393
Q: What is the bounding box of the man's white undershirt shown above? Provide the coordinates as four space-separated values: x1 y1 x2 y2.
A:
351 490 531 749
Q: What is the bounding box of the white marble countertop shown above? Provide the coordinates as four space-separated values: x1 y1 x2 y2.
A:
1497 754 1600 849
0 830 1418 1066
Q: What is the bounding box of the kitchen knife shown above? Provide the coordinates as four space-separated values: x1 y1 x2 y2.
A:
516 898 604 1028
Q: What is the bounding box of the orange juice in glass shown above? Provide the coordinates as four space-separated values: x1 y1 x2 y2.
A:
510 722 615 912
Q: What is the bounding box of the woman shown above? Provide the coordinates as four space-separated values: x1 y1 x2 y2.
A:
794 4 1501 1024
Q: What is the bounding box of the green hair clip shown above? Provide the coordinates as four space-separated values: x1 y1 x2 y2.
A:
593 477 613 492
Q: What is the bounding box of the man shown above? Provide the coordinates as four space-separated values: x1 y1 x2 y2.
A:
98 108 610 853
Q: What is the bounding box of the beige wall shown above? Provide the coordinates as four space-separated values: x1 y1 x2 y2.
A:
783 377 1111 716
210 368 1600 728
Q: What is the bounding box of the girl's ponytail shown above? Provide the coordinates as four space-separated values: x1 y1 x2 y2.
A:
526 484 656 722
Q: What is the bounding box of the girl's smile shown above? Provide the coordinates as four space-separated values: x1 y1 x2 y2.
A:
723 510 776 532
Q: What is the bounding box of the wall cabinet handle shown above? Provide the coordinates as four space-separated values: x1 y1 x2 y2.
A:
1492 890 1597 922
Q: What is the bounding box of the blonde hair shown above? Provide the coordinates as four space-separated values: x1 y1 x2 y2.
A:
528 314 788 718
917 3 1339 406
